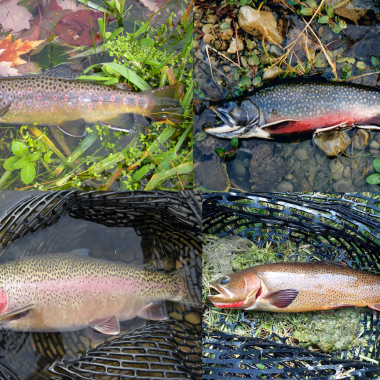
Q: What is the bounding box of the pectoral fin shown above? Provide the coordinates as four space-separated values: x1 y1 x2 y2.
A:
89 315 120 335
369 304 380 312
0 304 34 322
97 114 137 133
137 303 168 320
263 289 299 308
56 119 87 137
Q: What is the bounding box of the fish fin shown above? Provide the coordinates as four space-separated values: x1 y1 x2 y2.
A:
369 304 380 312
327 304 355 310
96 114 137 133
358 115 380 127
143 83 184 124
0 304 34 322
111 82 132 91
323 260 346 267
137 303 168 320
263 289 299 308
171 266 202 307
70 248 90 256
89 315 120 335
143 264 157 271
56 120 87 138
41 63 83 79
0 102 11 117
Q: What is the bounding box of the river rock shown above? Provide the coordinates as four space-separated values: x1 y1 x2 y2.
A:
276 181 293 192
343 166 351 178
263 65 283 81
329 159 344 181
194 159 227 191
227 38 244 54
238 6 283 44
294 147 309 161
333 178 352 192
313 131 351 157
370 140 380 150
352 129 370 150
231 160 246 177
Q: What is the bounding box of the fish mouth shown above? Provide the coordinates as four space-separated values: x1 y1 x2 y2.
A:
207 283 231 304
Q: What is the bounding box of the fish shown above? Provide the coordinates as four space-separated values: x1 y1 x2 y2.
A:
208 261 380 312
0 249 200 334
203 77 380 139
0 64 184 137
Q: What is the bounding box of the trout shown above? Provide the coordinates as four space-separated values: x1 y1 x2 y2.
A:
203 77 380 139
0 64 184 137
208 261 380 312
0 249 200 334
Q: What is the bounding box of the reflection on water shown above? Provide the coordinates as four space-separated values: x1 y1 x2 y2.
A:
194 0 380 193
0 191 201 379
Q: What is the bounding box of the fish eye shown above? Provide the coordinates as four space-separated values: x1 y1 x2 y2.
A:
219 276 230 285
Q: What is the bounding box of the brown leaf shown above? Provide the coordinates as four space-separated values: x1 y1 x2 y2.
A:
0 61 19 76
0 0 33 33
0 35 44 65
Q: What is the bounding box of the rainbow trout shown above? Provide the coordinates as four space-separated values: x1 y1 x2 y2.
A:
0 249 200 334
204 77 380 139
208 261 380 312
0 64 184 137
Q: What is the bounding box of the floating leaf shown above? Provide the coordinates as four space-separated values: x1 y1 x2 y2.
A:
371 56 379 67
326 6 334 18
318 15 329 23
3 156 19 171
356 61 366 69
331 24 341 34
314 58 326 68
12 141 29 156
306 0 317 8
21 163 35 185
300 7 314 16
346 57 355 64
215 148 226 159
0 35 44 66
0 0 33 33
231 138 239 149
373 158 380 173
252 76 262 86
366 173 380 185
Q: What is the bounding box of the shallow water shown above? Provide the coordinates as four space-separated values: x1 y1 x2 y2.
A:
0 191 201 379
194 0 380 193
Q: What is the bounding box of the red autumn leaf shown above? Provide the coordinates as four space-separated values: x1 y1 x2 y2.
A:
54 10 115 46
0 34 44 65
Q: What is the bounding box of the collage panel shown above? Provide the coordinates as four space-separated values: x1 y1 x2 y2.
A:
0 190 202 378
194 0 380 193
0 0 192 191
202 192 380 379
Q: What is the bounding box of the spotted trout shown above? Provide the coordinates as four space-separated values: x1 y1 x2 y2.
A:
0 64 184 137
0 249 200 334
204 77 380 139
208 261 380 312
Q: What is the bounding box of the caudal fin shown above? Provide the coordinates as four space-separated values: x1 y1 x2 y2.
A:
171 265 201 308
143 83 185 123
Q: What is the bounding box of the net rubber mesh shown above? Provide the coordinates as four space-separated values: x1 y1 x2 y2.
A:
0 190 201 380
202 192 380 380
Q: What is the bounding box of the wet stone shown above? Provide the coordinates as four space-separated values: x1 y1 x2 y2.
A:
194 159 227 191
231 160 246 177
313 131 351 157
330 159 344 181
276 181 294 192
352 129 370 150
294 147 309 161
185 311 201 325
343 166 351 178
370 140 380 150
333 178 352 192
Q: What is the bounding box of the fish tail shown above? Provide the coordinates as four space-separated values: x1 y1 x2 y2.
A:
171 265 201 307
144 83 185 123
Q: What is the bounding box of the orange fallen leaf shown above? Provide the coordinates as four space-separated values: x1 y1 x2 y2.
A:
0 35 44 66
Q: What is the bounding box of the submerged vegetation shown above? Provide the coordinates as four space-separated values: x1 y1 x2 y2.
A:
0 0 193 190
203 234 371 358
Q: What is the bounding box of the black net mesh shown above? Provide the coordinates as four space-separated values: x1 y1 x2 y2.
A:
202 192 380 379
0 191 201 380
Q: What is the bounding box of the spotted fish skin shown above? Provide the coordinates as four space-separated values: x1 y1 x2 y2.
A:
0 251 197 333
0 75 184 136
204 78 380 139
208 262 380 312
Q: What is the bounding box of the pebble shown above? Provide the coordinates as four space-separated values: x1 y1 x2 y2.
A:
194 51 204 61
329 159 344 181
185 311 201 325
231 160 246 177
204 14 217 24
285 173 294 180
343 166 351 178
313 131 351 157
241 56 249 69
263 65 283 81
370 140 380 150
294 147 309 161
276 181 294 192
352 130 370 150
227 38 244 54
333 179 352 193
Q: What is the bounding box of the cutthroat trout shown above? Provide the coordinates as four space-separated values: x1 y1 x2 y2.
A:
208 262 380 312
0 249 200 334
204 77 380 139
0 64 184 137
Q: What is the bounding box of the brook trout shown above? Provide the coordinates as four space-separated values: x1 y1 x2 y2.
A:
204 77 380 139
0 249 200 334
0 64 184 137
208 261 380 312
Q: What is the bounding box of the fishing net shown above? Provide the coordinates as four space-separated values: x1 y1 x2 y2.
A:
202 192 380 380
0 191 202 380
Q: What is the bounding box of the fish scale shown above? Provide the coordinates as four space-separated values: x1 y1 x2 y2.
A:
0 72 184 137
0 250 199 333
204 78 380 139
